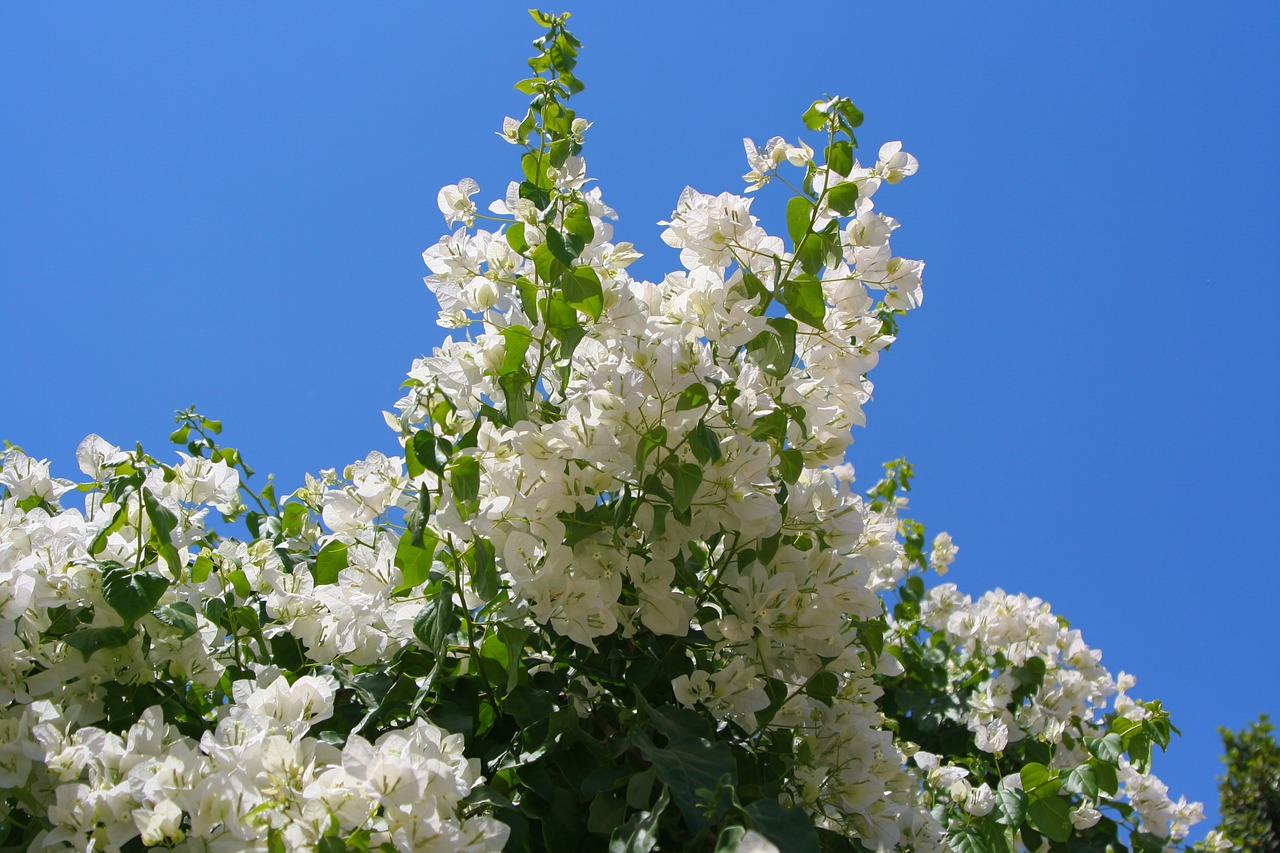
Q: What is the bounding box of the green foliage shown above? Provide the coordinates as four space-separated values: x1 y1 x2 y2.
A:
1212 715 1280 852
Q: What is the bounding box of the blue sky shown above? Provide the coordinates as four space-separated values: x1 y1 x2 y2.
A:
3 2 1277 836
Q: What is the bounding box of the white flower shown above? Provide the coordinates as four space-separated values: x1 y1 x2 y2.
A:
438 178 480 226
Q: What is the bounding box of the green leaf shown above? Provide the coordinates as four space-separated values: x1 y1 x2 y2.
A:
690 420 722 466
786 195 814 245
801 99 829 131
153 602 198 638
777 449 803 484
313 540 348 586
1084 732 1124 763
499 326 535 376
65 626 131 659
745 317 797 378
826 181 860 215
142 488 178 545
393 531 437 595
470 537 499 603
546 228 578 267
948 827 992 853
561 266 603 321
449 455 481 506
412 580 458 658
281 501 308 537
101 566 169 626
408 430 450 477
1063 763 1099 800
794 233 825 275
636 426 667 472
676 382 710 411
826 140 854 177
563 201 594 245
744 799 820 853
532 242 563 283
1026 795 1072 844
609 785 667 853
804 669 838 705
1020 762 1060 802
836 99 864 130
316 837 346 853
716 827 746 853
506 221 530 254
588 792 627 836
505 683 555 727
1089 756 1119 796
995 787 1027 827
668 462 702 514
88 504 127 556
631 730 735 833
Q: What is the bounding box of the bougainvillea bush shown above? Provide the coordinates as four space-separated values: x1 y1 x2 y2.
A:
0 11 1207 853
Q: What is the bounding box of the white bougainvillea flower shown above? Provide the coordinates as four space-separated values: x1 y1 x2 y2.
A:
437 177 480 226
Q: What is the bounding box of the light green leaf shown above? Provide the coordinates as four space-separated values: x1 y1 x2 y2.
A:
676 382 710 411
153 602 198 638
313 540 348 586
786 195 814 245
561 266 603 320
449 455 481 506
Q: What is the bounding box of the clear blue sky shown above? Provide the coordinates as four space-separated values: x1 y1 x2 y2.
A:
3 3 1277 836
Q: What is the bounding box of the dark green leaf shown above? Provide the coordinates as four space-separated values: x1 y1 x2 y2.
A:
745 317 797 378
412 580 458 658
1026 795 1072 844
745 799 820 853
995 787 1027 827
65 626 132 659
691 420 722 466
505 684 555 727
609 785 667 853
668 462 702 514
632 730 735 833
777 449 803 484
1089 757 1119 796
546 228 577 267
948 827 992 853
470 537 499 603
142 488 178 546
102 566 169 626
1063 763 1098 800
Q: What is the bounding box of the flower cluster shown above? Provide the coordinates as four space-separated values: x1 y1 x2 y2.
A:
0 11 1201 853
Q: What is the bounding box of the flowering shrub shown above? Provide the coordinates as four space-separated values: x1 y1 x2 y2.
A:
0 11 1202 853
